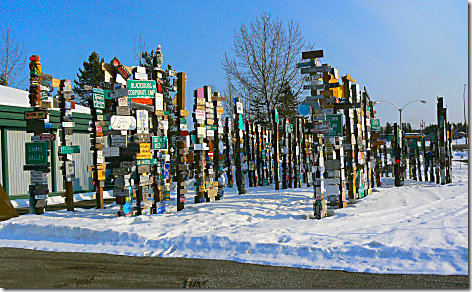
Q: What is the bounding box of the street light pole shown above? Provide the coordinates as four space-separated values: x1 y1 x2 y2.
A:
463 84 467 144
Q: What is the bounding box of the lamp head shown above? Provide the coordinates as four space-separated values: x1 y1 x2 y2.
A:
420 100 427 104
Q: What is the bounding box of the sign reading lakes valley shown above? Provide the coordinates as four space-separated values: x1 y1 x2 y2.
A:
126 80 157 99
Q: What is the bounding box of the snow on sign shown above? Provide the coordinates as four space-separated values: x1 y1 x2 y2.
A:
126 80 156 98
111 115 136 130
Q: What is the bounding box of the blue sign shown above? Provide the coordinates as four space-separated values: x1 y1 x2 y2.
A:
298 104 310 116
156 201 166 214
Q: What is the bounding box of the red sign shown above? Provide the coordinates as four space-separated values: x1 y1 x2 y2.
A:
179 196 186 203
310 122 330 134
96 126 103 132
131 98 153 105
111 57 131 80
208 151 213 157
39 133 56 141
181 131 188 136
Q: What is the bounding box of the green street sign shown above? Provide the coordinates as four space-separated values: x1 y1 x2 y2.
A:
408 143 418 149
25 142 47 165
326 114 343 137
152 136 167 150
40 90 49 100
371 118 381 132
286 123 293 133
274 109 279 124
126 80 157 99
59 145 80 154
135 158 159 166
93 93 105 109
205 125 217 130
265 143 271 150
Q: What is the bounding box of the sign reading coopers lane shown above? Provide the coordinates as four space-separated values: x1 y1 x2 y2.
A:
25 142 48 165
126 80 156 99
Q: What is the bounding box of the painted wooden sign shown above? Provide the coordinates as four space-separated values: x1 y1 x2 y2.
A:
62 122 75 128
102 147 120 157
111 115 136 130
301 50 324 59
303 82 339 90
136 110 149 134
109 87 129 99
301 65 331 74
110 135 127 147
38 133 56 141
25 111 47 120
111 57 131 80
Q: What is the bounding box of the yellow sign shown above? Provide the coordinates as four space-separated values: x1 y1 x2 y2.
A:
136 153 152 159
140 143 151 152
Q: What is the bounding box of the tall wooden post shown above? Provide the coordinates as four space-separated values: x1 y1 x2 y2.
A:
193 87 206 203
212 91 227 200
25 55 51 215
287 119 293 188
58 79 76 212
272 109 280 190
293 118 299 188
245 121 254 187
234 97 246 195
282 119 288 189
89 86 105 209
437 97 446 185
341 76 355 203
176 72 187 211
224 117 234 188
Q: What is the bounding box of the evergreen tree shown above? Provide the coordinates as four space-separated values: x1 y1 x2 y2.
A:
0 73 6 86
276 81 299 124
73 52 110 108
385 122 393 134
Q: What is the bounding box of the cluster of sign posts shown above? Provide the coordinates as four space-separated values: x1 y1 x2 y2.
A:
22 48 454 220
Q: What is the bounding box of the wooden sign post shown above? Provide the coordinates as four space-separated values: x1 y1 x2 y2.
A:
58 79 77 212
234 97 247 195
245 121 254 187
203 86 218 202
271 109 280 190
212 91 227 200
193 87 207 204
224 117 234 188
25 55 51 215
89 87 106 209
175 72 188 211
282 119 288 189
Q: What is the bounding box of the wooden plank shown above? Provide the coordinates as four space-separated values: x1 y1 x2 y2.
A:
302 50 324 59
301 65 331 74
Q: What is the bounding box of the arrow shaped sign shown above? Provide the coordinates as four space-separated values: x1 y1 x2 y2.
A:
301 100 322 114
301 65 331 74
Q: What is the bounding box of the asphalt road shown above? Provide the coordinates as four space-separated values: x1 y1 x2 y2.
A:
0 247 468 288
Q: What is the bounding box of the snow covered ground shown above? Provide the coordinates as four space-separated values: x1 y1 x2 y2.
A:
0 151 468 275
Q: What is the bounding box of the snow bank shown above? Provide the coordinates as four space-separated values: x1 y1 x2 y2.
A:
0 158 468 275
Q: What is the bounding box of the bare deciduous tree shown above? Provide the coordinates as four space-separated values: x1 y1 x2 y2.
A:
0 23 27 89
222 12 309 127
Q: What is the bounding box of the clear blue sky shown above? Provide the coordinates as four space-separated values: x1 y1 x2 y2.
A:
3 0 468 128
